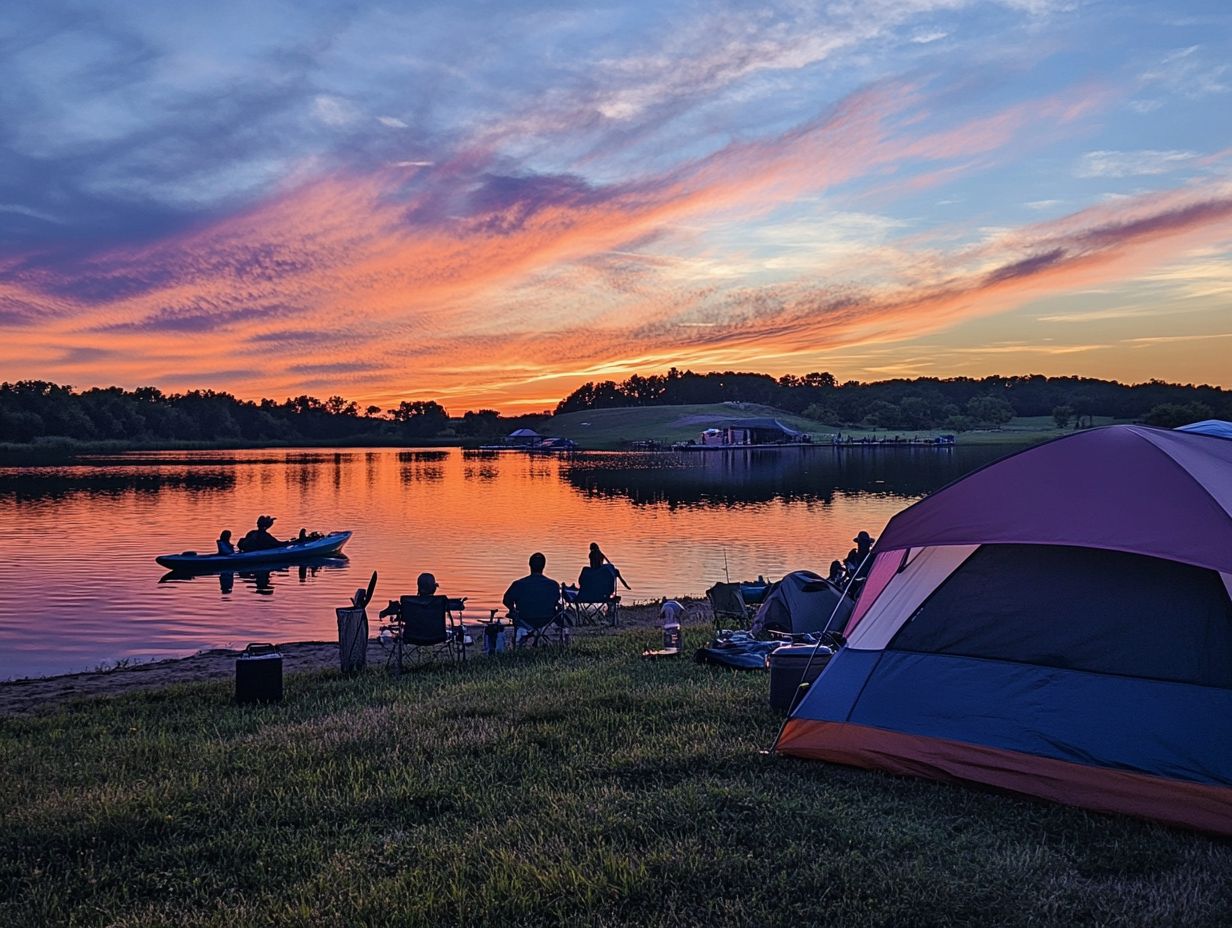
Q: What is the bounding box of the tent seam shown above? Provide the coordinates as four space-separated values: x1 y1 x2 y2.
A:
1136 426 1232 522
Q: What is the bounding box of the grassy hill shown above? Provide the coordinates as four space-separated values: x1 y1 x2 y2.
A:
542 403 1103 450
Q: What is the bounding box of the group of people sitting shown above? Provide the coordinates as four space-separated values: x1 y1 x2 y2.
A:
216 515 321 554
505 543 625 618
824 530 875 593
390 543 626 633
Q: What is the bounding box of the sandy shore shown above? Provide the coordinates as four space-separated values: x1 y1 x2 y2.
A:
0 600 710 717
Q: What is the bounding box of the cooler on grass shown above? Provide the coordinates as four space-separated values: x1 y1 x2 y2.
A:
235 643 283 704
768 645 833 715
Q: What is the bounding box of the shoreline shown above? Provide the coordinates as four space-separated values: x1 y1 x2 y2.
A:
0 601 693 717
0 436 465 466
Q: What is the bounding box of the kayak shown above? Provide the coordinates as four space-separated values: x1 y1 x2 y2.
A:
155 531 352 570
159 555 349 585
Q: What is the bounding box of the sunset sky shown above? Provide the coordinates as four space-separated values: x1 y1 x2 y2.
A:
2 1 1230 412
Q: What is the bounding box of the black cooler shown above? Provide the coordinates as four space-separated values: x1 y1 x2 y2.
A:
235 643 283 704
767 644 833 715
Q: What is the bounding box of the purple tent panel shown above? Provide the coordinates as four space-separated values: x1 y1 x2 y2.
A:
876 425 1232 575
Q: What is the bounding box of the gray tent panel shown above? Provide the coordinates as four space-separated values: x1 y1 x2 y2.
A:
752 570 853 636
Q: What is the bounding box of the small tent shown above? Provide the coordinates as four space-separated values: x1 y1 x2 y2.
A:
751 571 852 636
777 425 1232 834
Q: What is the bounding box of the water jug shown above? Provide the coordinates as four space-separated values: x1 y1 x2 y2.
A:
663 619 682 651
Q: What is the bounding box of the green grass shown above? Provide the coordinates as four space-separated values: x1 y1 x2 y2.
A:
546 404 1116 449
4 629 1230 927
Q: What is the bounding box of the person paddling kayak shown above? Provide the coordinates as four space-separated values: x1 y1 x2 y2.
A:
238 514 286 552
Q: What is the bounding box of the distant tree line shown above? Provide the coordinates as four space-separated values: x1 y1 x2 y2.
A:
0 382 538 445
3 370 1225 448
555 369 1229 431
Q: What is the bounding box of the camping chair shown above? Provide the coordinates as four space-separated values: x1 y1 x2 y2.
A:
707 582 755 631
512 604 569 649
383 595 467 673
567 594 620 628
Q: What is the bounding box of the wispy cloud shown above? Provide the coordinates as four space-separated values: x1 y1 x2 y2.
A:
1076 149 1196 178
1141 45 1231 98
312 95 360 127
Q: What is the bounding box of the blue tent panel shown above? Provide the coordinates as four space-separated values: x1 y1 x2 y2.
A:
831 650 1232 786
1177 420 1232 440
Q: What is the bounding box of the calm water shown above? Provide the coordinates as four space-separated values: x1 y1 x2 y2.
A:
0 445 1010 679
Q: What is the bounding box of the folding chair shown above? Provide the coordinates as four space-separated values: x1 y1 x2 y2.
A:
512 605 569 649
706 582 754 631
383 595 467 673
568 595 620 628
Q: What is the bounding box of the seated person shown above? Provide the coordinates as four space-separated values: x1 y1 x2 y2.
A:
416 572 438 597
826 559 845 585
844 531 875 580
216 530 235 555
589 542 628 590
577 549 616 602
238 514 284 552
386 573 445 613
502 552 561 626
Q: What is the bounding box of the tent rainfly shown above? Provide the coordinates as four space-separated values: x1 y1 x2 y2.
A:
1177 419 1232 440
777 424 1232 835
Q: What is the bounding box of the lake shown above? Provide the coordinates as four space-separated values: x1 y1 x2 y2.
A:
0 445 1013 679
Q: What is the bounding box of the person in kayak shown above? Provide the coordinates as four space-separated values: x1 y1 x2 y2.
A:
216 530 235 555
237 515 286 552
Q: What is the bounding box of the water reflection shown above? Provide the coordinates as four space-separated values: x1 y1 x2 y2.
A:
0 469 235 501
159 557 350 597
561 446 1009 508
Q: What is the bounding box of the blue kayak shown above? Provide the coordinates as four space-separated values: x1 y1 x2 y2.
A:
155 531 351 570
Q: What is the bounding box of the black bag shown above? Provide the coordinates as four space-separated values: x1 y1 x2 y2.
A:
235 643 283 704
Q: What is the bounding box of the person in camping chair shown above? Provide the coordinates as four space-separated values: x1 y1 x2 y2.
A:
577 548 617 602
503 552 561 626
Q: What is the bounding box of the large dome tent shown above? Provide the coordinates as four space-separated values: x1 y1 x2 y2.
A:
776 425 1232 834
